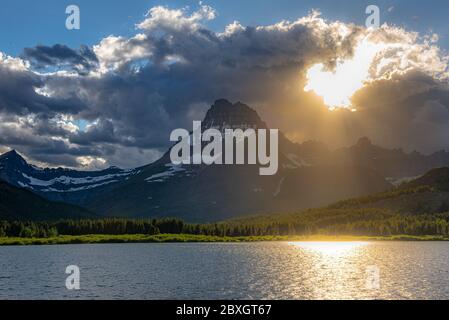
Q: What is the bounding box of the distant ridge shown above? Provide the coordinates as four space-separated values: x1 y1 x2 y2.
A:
0 149 139 204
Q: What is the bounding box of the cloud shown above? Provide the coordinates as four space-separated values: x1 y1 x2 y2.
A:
0 54 88 120
22 44 98 74
93 34 150 72
137 5 216 32
0 5 448 168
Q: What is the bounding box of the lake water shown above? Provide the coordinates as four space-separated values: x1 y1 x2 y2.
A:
0 242 448 300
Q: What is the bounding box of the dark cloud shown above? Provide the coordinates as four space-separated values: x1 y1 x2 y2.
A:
0 59 87 117
22 44 98 73
69 119 117 146
348 71 449 153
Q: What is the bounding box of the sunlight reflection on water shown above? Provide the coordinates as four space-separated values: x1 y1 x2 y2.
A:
288 241 368 256
286 241 374 299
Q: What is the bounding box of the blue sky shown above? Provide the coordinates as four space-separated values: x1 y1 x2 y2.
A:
1 0 448 56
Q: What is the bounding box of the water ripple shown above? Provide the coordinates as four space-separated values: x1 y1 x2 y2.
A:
0 242 448 299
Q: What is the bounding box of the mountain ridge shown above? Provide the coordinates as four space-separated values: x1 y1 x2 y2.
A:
3 99 449 222
0 149 140 204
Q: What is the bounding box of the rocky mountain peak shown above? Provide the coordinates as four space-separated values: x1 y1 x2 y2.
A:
202 99 267 131
0 149 28 167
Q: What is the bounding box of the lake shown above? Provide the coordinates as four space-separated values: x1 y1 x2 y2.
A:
0 242 448 299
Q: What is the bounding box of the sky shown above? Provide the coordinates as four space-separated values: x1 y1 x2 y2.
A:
1 0 448 55
0 0 448 169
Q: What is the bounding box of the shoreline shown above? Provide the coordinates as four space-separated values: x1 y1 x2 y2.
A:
1 234 449 246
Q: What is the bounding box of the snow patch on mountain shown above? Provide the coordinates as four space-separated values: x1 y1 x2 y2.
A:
285 154 311 168
145 164 186 183
18 169 139 193
386 175 422 187
273 177 285 197
40 180 119 192
22 171 135 187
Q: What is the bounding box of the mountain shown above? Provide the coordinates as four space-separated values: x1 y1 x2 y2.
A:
8 99 446 222
0 150 140 204
84 100 391 221
0 180 93 220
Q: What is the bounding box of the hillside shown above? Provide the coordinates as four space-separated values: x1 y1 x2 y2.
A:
328 167 449 215
0 180 94 221
217 167 449 236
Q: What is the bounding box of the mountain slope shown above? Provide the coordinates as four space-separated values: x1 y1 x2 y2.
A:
0 180 93 220
329 167 449 215
405 167 449 191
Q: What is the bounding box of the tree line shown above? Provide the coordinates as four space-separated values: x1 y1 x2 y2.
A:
1 209 449 238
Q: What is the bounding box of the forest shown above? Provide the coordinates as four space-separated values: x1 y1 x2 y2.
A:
1 208 449 238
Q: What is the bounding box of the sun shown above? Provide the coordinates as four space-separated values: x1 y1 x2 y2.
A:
304 39 386 110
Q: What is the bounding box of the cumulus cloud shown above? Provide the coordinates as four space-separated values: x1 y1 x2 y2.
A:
93 34 150 72
366 26 448 80
0 4 448 168
137 5 216 32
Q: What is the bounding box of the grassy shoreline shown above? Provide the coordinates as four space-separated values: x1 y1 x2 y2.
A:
0 233 448 246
